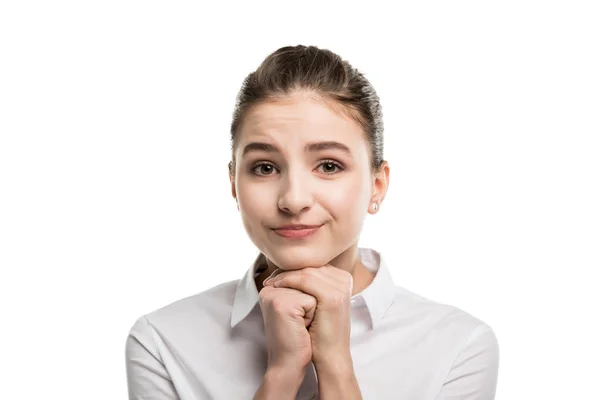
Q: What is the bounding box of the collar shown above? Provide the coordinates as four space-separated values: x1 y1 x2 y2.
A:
230 247 397 329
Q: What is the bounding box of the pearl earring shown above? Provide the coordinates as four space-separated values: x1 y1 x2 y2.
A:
372 202 378 211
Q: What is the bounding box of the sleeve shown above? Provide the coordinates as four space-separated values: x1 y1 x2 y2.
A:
125 316 180 400
435 323 500 400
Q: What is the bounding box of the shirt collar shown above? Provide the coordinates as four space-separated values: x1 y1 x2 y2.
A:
355 247 398 329
230 254 264 328
230 247 397 329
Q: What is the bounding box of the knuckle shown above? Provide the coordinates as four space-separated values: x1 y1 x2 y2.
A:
271 299 288 313
346 275 353 288
259 287 276 301
299 275 307 288
330 293 347 306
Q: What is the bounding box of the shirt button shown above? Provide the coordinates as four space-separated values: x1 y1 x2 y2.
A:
308 392 316 400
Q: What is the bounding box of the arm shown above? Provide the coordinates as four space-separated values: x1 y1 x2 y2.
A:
315 354 362 400
253 366 306 400
435 324 500 400
125 316 179 400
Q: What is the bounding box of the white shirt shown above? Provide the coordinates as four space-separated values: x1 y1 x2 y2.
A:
126 248 499 399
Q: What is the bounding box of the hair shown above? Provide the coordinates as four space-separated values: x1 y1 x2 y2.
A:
228 45 384 176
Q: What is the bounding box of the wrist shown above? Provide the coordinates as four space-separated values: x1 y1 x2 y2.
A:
266 364 306 382
314 351 353 374
254 366 306 400
314 355 361 399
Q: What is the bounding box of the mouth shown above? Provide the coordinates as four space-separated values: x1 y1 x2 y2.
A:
272 224 323 239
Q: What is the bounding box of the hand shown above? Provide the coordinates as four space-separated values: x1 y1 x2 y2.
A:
263 266 353 367
258 284 318 374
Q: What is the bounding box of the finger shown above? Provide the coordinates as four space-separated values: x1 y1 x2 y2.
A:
297 291 317 327
264 286 317 327
267 268 349 294
314 265 354 295
271 273 346 305
277 265 351 292
262 268 284 285
313 265 353 287
304 302 316 328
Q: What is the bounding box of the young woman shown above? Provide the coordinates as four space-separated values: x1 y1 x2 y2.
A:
126 45 499 399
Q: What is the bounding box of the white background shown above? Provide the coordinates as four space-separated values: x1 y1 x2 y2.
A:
1 1 598 398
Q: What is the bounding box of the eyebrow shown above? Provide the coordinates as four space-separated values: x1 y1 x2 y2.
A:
242 141 352 157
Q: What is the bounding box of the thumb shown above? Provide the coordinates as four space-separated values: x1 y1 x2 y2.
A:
298 294 317 328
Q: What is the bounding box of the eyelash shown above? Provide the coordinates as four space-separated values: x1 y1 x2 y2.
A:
250 160 345 176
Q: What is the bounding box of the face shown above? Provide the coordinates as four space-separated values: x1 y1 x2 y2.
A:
231 91 383 270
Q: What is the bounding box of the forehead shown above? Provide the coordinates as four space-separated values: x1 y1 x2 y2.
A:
238 92 367 150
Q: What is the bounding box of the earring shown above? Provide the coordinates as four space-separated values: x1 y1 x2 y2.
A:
372 202 378 211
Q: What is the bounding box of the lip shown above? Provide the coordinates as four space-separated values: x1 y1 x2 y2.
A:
273 224 322 239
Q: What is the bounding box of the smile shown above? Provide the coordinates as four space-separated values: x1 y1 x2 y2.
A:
273 225 322 239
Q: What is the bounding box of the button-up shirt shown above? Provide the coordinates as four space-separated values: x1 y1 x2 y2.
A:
126 248 499 399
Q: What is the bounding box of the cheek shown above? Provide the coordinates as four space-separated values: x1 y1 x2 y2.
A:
236 181 273 224
321 176 371 218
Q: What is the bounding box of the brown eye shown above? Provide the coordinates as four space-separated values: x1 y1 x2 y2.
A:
251 163 277 176
318 161 343 174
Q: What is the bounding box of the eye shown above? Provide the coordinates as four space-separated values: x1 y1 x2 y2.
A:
317 160 344 175
251 162 278 176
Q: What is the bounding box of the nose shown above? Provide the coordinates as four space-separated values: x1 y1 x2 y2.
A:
277 169 314 215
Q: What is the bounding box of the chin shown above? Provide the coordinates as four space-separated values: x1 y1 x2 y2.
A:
265 245 335 270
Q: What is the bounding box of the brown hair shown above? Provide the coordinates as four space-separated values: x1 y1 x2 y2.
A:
228 45 384 175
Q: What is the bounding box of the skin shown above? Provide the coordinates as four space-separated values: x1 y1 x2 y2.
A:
229 90 390 399
230 90 389 287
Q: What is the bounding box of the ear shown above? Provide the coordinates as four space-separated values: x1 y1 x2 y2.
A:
368 161 390 214
229 163 237 201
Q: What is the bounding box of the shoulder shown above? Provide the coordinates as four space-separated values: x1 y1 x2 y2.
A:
383 285 499 391
390 285 493 330
386 285 498 357
127 278 241 338
391 288 501 397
